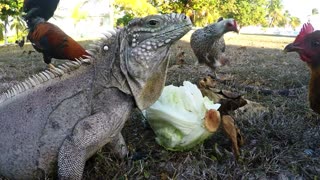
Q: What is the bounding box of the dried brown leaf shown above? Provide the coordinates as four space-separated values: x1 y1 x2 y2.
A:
198 75 217 89
222 115 244 159
221 90 241 99
198 76 247 115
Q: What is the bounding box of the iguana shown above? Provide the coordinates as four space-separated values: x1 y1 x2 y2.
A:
0 13 192 179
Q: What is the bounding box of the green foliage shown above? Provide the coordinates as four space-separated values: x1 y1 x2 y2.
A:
114 0 157 26
266 0 285 27
218 0 268 27
0 20 4 40
148 0 268 27
153 0 220 26
289 16 301 30
10 16 27 38
0 0 24 43
116 13 134 27
312 8 319 15
0 0 23 21
71 3 89 25
113 0 300 28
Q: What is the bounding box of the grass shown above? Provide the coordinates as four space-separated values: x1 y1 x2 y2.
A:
0 32 319 179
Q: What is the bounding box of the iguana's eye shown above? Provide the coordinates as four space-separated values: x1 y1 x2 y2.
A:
148 19 159 26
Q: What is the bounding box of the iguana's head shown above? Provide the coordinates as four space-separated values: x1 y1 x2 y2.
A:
120 13 192 110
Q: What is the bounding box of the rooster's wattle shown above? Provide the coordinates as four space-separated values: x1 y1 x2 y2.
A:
284 23 320 114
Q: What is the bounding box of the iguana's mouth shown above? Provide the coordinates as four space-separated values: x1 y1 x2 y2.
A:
163 23 192 34
151 24 192 47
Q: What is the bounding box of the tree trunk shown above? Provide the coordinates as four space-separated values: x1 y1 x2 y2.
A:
4 17 9 44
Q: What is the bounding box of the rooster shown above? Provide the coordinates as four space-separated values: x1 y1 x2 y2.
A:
284 22 320 114
27 17 89 68
190 17 238 77
23 0 60 21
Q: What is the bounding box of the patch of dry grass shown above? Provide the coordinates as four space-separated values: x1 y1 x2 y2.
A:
0 32 319 179
0 40 94 93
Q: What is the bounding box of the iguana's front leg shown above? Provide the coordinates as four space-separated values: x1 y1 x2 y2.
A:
58 111 129 180
109 132 128 158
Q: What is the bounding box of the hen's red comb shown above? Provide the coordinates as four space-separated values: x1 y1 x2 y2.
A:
294 22 314 43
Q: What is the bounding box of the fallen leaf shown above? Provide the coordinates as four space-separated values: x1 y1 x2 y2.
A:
221 115 244 159
221 90 241 99
198 76 247 115
198 75 217 89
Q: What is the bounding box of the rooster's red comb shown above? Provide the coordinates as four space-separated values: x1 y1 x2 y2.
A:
294 22 314 43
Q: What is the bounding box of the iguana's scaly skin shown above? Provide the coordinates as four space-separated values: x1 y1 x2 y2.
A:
0 13 192 179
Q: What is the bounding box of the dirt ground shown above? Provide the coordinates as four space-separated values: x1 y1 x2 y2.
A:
0 32 319 179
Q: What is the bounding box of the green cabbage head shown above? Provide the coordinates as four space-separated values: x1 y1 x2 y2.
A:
145 81 221 151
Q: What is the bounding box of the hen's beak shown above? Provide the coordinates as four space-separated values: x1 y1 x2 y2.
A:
284 43 302 53
233 26 239 34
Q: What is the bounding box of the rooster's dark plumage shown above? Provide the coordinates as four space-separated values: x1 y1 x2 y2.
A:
284 23 320 114
23 0 60 21
27 18 89 67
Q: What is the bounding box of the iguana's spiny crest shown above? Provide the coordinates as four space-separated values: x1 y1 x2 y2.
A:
0 14 192 109
0 13 192 179
86 13 192 110
190 18 238 73
0 59 87 104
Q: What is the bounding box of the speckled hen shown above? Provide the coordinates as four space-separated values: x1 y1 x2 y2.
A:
190 17 238 76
